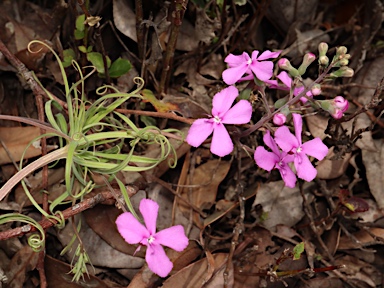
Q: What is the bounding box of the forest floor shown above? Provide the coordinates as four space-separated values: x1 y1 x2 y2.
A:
0 0 383 287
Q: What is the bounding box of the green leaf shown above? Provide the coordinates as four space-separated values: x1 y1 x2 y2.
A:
62 49 75 67
87 52 111 74
76 14 86 32
78 45 88 53
140 115 157 127
108 58 132 78
74 29 85 40
292 242 304 260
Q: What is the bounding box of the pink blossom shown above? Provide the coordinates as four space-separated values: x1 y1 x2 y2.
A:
273 113 287 126
265 71 313 103
186 86 252 157
254 130 296 188
274 114 328 182
116 199 189 277
222 50 281 85
333 96 349 112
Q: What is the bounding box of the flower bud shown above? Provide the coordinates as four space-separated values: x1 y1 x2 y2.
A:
278 58 299 77
298 53 316 75
319 55 329 66
330 66 354 78
273 113 287 126
338 58 349 66
336 46 348 57
318 42 328 57
331 109 343 119
311 84 322 96
333 96 349 112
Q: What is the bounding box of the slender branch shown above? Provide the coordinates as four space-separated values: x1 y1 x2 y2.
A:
159 0 188 94
0 39 66 108
0 190 118 241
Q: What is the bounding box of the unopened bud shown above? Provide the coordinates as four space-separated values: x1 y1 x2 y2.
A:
330 66 354 78
274 96 288 109
317 98 347 119
336 46 348 56
338 58 349 66
311 84 322 96
333 96 349 112
318 42 328 57
273 113 287 126
331 109 344 119
278 58 299 77
298 53 316 75
319 55 329 66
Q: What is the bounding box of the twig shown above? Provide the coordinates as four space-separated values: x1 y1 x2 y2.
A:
0 39 66 108
0 190 119 241
159 0 188 94
115 108 194 124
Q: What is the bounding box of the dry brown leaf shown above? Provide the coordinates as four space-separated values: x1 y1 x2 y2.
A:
0 126 55 165
362 139 384 209
338 227 384 250
45 255 109 288
252 181 314 231
162 253 232 288
112 0 137 42
57 214 144 269
180 159 231 228
316 147 351 180
5 245 39 287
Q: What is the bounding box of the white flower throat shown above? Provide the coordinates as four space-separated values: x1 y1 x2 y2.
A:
147 235 155 244
213 116 222 123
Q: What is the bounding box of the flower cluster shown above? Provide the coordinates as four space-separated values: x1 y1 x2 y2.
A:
255 114 328 187
116 198 189 277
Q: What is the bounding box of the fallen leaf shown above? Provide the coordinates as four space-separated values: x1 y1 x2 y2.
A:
252 181 314 231
45 255 109 288
162 253 232 288
362 139 384 209
5 245 39 287
180 159 231 228
0 126 55 165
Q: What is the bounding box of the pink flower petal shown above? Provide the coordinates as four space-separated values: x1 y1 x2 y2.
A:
292 114 303 144
146 244 173 277
211 123 233 157
294 154 317 182
275 126 299 152
263 130 280 155
278 164 297 188
212 86 239 117
238 73 254 81
140 199 158 235
257 50 281 60
116 212 149 244
186 119 214 147
276 71 293 88
301 138 328 160
224 52 249 66
251 50 260 60
222 64 249 85
250 61 274 81
254 146 279 171
221 100 252 124
155 225 189 251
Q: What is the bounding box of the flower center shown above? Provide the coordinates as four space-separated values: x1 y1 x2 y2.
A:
213 115 221 123
147 235 155 244
296 146 302 153
247 58 252 65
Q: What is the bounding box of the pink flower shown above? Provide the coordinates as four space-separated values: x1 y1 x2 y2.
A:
274 114 328 182
254 130 296 188
333 96 349 112
186 86 252 157
222 50 281 85
116 199 189 277
273 113 287 126
265 71 313 103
